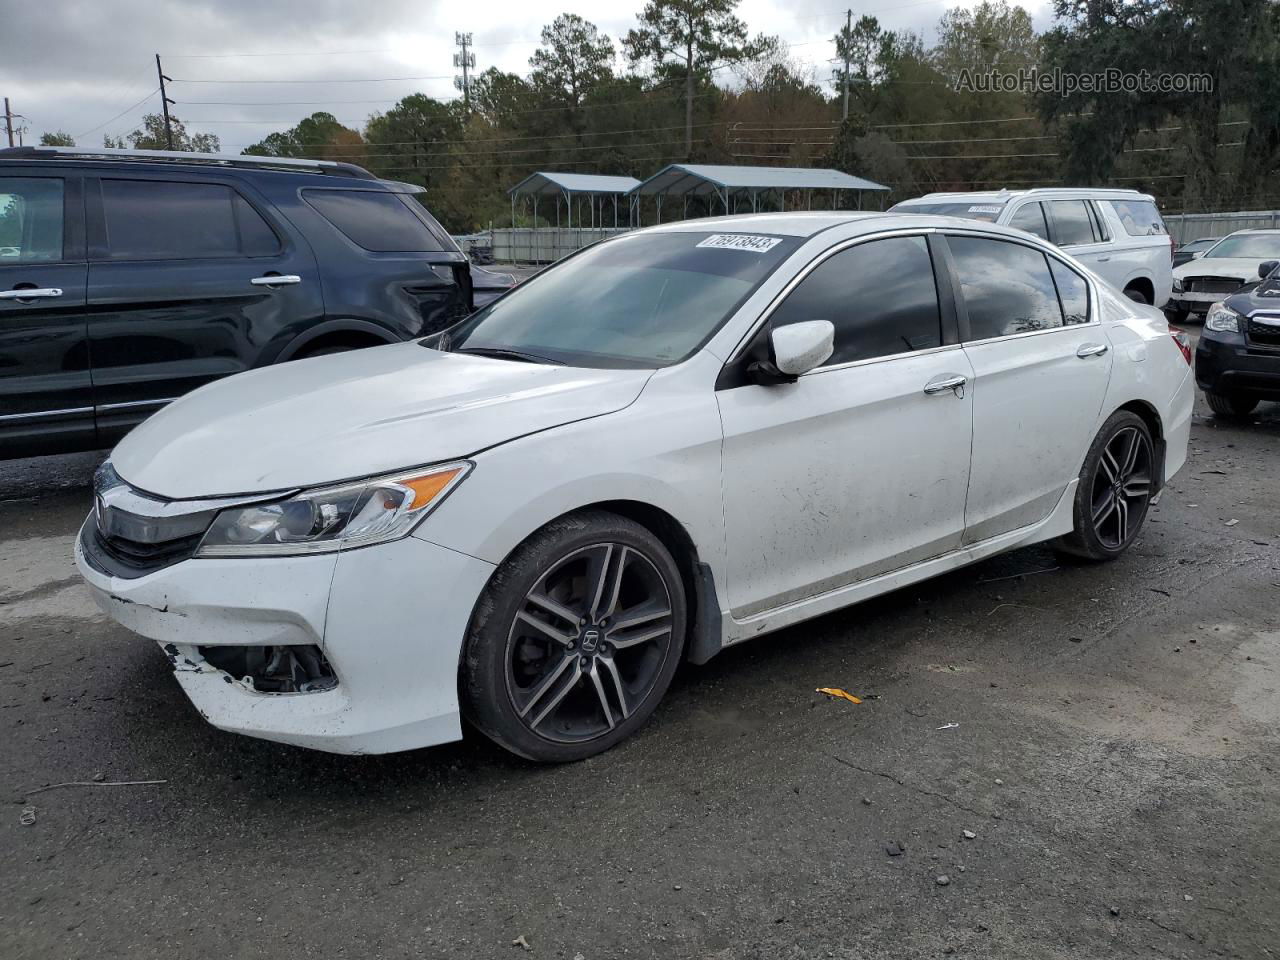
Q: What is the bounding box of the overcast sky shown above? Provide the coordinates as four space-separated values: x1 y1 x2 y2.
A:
1 0 1053 151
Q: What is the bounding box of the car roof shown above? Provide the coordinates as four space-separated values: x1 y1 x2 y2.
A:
897 187 1155 204
639 210 1053 242
0 146 378 182
1222 228 1280 235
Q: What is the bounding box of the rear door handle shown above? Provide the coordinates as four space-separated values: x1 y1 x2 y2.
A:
250 275 301 287
924 374 967 397
1077 342 1109 358
1095 256 1111 262
0 287 63 300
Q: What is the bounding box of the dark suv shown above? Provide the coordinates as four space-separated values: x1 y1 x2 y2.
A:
1195 259 1280 418
0 147 481 460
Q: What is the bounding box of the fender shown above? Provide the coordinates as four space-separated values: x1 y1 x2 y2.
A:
269 318 405 364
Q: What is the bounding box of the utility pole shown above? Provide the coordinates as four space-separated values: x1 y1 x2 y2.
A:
155 54 175 150
841 9 852 122
3 98 13 148
453 33 475 114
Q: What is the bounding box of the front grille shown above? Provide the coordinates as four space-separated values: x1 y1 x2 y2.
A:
1246 316 1280 348
1184 276 1245 295
95 525 205 570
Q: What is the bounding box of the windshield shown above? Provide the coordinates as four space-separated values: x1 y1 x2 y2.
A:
889 200 1007 222
439 231 799 368
1202 233 1280 260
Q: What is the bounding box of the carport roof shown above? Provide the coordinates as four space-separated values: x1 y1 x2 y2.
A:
508 171 642 197
631 164 890 197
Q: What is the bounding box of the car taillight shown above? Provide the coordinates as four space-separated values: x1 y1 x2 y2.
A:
1170 327 1192 365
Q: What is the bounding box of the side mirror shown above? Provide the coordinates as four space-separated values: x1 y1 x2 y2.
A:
1260 260 1278 279
750 320 835 385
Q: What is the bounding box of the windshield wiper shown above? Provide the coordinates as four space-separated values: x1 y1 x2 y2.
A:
453 346 565 365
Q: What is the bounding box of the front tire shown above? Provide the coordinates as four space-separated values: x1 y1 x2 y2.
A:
461 510 687 762
1054 411 1155 562
1205 390 1258 419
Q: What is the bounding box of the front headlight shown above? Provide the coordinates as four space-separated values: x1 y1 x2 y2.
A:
1171 277 1183 293
195 462 471 557
1204 302 1242 333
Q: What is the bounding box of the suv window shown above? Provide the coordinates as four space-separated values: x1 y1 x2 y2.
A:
770 236 942 366
303 189 447 252
948 236 1065 339
1046 200 1098 246
1007 202 1049 240
1110 199 1167 237
102 180 279 260
0 177 64 263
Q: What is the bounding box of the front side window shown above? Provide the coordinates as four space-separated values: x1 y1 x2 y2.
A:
1110 199 1167 237
1046 200 1098 246
948 236 1065 339
443 231 799 368
0 177 64 263
769 236 942 366
102 180 278 260
1007 202 1049 240
304 189 448 252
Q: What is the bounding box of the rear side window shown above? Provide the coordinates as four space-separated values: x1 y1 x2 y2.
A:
948 236 1065 339
101 180 279 260
770 236 942 366
1049 259 1090 325
1007 202 1049 240
1046 200 1098 246
0 177 64 263
1110 199 1167 236
303 189 446 252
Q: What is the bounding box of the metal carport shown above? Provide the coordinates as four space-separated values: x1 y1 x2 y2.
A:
508 171 641 233
629 164 890 222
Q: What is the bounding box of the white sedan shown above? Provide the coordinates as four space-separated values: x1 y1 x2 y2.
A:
76 213 1194 761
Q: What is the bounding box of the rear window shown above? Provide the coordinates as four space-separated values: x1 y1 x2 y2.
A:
890 201 1007 222
304 189 447 252
101 180 279 260
1110 199 1167 237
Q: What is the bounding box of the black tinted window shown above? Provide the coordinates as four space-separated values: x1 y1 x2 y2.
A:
1049 258 1089 325
102 180 278 260
304 190 446 252
1007 202 1049 240
771 236 942 365
949 236 1064 339
0 177 64 263
1047 200 1097 246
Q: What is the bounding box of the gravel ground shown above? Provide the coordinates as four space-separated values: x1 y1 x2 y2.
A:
1 356 1277 960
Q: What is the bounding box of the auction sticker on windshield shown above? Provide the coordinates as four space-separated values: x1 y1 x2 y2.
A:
696 234 783 252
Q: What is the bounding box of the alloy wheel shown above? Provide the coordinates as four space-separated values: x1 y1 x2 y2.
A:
1090 426 1153 549
505 542 675 743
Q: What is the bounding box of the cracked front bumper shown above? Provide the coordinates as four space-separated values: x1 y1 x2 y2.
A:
76 518 496 754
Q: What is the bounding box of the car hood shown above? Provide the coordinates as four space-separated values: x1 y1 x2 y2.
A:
1174 257 1269 282
112 343 653 499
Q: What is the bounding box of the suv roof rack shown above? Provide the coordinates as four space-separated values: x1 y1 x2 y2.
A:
0 146 377 180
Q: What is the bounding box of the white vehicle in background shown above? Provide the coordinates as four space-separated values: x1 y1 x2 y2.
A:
1168 229 1280 322
891 188 1173 307
76 213 1193 762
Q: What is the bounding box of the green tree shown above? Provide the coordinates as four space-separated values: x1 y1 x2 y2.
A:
530 14 615 117
121 113 220 152
363 95 463 190
38 131 75 146
624 0 755 157
242 112 362 161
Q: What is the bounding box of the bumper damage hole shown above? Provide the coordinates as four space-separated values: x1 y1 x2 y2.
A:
197 644 338 694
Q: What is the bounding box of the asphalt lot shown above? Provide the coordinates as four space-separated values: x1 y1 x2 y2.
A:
2 361 1278 959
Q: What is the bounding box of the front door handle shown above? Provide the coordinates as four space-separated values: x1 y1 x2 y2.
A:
1077 342 1109 358
1095 256 1111 262
250 274 301 287
924 374 967 397
0 287 63 300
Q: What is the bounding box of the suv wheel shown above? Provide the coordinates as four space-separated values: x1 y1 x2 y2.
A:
461 510 687 762
1123 286 1151 305
1055 411 1155 562
1205 390 1259 419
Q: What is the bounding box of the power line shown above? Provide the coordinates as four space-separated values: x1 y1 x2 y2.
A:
171 74 456 84
73 87 159 139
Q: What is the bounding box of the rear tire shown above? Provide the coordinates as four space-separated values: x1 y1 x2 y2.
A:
461 510 688 763
1165 306 1189 324
1054 411 1155 562
1205 390 1259 418
1124 286 1151 305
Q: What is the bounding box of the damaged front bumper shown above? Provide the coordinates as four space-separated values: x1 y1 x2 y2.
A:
76 519 497 754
